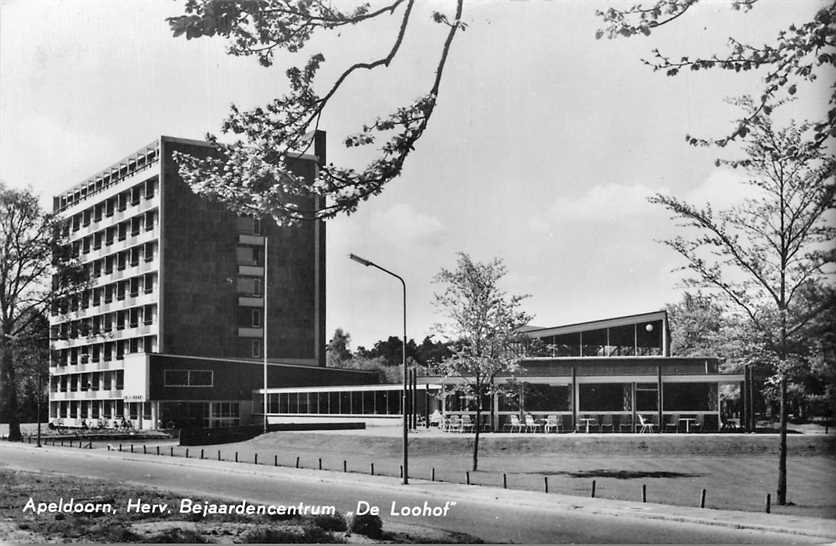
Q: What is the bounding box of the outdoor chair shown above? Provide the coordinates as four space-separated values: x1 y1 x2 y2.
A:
637 414 656 434
525 414 543 433
599 414 614 433
544 414 561 433
505 414 524 433
446 415 462 433
664 415 680 433
460 415 475 433
619 416 634 433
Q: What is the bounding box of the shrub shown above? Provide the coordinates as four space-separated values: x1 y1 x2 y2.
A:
345 511 383 539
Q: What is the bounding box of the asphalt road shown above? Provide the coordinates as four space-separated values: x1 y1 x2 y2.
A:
0 443 826 544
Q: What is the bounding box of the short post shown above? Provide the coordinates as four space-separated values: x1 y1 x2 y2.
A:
200 449 204 460
274 454 278 467
130 444 134 454
235 451 238 463
400 465 403 478
185 448 189 458
318 458 322 471
466 471 471 485
254 453 258 465
343 460 347 473
591 479 596 498
642 484 647 503
156 446 160 456
170 446 174 457
765 493 771 513
544 476 549 493
218 450 221 461
503 473 507 489
107 444 111 451
432 467 436 482
370 462 375 476
143 445 147 455
700 489 706 509
61 440 64 447
296 456 300 469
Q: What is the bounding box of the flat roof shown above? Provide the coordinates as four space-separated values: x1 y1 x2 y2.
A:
255 383 443 394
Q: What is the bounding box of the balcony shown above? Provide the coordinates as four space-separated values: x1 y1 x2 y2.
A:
238 265 263 277
238 296 264 307
238 327 263 338
238 234 265 246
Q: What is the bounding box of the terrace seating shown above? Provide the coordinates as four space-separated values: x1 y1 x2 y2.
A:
664 414 680 433
638 414 656 434
599 414 614 433
442 415 460 432
504 414 524 433
460 414 475 433
525 414 543 433
544 414 561 433
576 415 598 433
619 416 634 433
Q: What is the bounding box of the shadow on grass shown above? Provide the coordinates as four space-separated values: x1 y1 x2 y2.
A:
533 469 703 479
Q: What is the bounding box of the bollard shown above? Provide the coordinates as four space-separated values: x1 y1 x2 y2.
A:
200 449 204 460
432 467 436 482
370 462 374 476
218 450 221 461
274 454 278 467
466 471 470 485
254 453 258 465
61 440 64 447
642 484 647 503
318 458 322 471
503 473 507 489
296 456 300 469
185 448 189 458
118 443 122 452
235 452 238 463
131 444 134 454
700 489 706 508
343 460 347 473
143 445 146 455
107 444 111 451
156 446 160 456
170 446 174 457
400 465 403 479
765 493 771 513
591 480 596 498
544 476 549 493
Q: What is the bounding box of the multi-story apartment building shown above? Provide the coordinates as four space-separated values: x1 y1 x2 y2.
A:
48 134 373 429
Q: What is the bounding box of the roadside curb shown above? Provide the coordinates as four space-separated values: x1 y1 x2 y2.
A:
13 443 833 541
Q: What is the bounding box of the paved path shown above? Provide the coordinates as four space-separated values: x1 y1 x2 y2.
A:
1 443 833 544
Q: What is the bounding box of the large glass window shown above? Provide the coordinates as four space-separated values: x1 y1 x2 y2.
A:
362 391 375 414
608 324 635 356
523 384 571 411
340 392 351 414
636 382 658 411
581 329 607 357
317 392 329 414
329 392 340 414
554 333 580 356
579 383 631 412
351 392 363 414
375 390 389 415
498 390 520 411
663 383 716 411
637 320 663 355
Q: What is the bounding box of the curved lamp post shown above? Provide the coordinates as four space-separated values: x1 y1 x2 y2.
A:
349 253 408 485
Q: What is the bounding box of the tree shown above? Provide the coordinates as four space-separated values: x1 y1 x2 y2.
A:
0 184 81 441
167 0 466 226
326 327 352 366
596 1 835 147
649 101 835 505
432 253 532 471
666 292 726 357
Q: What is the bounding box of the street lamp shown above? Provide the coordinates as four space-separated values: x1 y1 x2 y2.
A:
349 253 409 485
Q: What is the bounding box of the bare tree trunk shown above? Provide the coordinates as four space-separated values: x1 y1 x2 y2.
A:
473 405 480 471
777 376 788 504
1 348 22 442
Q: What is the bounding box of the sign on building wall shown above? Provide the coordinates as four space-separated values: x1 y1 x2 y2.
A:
123 353 150 402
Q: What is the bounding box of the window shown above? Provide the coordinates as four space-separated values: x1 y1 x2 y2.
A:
145 211 154 231
94 232 102 250
164 369 214 387
144 274 154 294
251 339 262 358
251 309 262 327
237 277 262 296
145 178 155 199
236 246 261 266
143 304 154 325
144 242 154 262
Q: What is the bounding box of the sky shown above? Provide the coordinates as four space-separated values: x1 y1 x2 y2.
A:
0 0 829 350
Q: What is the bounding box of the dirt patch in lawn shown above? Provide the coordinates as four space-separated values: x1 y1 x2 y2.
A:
535 469 702 479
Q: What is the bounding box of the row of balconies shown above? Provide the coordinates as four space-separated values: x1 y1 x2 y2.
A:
50 389 124 401
64 199 158 248
52 277 157 324
58 158 159 216
52 323 157 350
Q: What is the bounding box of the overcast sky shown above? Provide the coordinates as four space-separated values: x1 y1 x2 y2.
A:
0 0 828 350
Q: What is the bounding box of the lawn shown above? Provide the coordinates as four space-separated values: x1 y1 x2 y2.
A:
0 468 480 543
176 430 836 520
